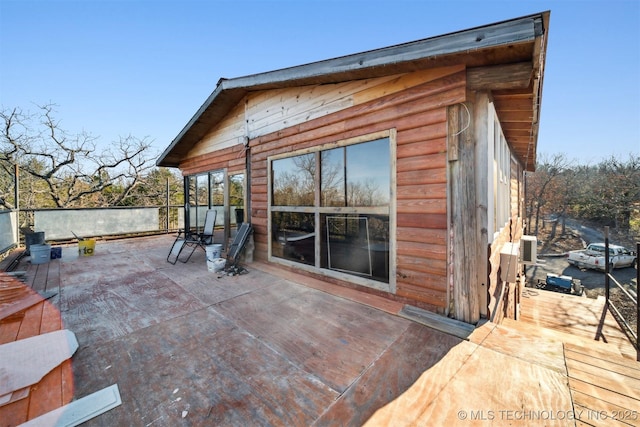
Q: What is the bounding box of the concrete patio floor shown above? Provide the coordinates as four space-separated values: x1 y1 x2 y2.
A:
3 234 639 426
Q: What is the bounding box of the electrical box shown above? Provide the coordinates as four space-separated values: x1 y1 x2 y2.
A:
500 242 519 283
520 235 537 265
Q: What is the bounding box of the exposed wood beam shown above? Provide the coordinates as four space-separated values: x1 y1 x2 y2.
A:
467 62 533 90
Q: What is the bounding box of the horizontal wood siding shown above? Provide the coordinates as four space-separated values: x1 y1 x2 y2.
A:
182 65 465 165
250 68 466 310
187 102 247 158
180 144 247 176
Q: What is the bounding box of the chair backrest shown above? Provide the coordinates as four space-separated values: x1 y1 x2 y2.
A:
227 222 252 262
202 209 217 236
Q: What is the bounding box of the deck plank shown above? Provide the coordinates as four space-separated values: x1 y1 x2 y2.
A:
572 396 639 427
27 366 64 420
0 274 74 427
566 350 640 385
0 398 29 427
567 360 640 401
16 301 44 340
569 378 639 416
519 288 637 358
564 341 640 427
0 318 21 344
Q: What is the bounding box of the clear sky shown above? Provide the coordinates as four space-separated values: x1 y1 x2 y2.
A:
1 0 638 166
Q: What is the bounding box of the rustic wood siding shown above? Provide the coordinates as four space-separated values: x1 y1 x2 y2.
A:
182 65 465 162
487 215 525 322
180 144 246 176
248 67 465 310
188 102 247 158
510 155 521 217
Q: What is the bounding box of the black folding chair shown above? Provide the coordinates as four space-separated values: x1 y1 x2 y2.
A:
167 209 217 264
223 222 253 274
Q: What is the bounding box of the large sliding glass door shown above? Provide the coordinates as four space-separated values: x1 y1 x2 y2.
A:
269 134 392 288
184 169 245 247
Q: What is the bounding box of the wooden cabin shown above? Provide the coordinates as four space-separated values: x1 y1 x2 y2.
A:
157 12 550 325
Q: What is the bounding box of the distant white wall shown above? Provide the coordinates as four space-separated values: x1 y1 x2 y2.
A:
35 208 159 240
0 210 17 253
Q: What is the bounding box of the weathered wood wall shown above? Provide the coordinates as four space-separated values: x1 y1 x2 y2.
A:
179 63 528 318
510 155 523 218
487 216 525 323
180 143 246 176
244 66 466 311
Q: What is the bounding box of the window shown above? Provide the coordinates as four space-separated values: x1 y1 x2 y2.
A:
269 134 393 288
184 168 245 245
230 173 245 226
491 106 511 234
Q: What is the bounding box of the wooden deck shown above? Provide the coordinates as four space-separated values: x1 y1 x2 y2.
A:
2 235 639 426
518 287 637 359
0 272 73 426
565 343 640 427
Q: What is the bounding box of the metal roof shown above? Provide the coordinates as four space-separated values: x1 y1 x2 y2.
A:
157 11 549 169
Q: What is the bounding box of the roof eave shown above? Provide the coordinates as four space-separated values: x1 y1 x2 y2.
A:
157 11 549 168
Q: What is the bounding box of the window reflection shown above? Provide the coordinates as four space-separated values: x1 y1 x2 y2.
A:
210 171 224 206
271 212 315 265
321 214 389 282
270 137 391 284
346 139 390 207
321 148 345 207
230 173 245 227
321 139 390 208
272 153 315 206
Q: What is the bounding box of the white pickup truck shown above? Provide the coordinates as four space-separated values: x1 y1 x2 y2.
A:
567 243 637 271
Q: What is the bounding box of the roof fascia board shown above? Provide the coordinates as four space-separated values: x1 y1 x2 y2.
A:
223 14 543 91
157 12 547 167
156 82 230 167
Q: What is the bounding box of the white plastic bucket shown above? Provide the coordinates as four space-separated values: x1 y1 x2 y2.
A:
205 244 225 272
30 243 51 265
207 258 226 273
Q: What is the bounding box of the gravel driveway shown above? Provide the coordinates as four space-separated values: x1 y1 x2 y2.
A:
525 219 637 297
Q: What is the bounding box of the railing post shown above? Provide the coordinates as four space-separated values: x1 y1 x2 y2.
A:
604 226 610 304
14 164 19 245
166 177 170 233
637 242 639 361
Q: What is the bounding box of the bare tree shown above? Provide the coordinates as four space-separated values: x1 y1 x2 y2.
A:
525 153 574 234
0 104 157 208
592 154 640 231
